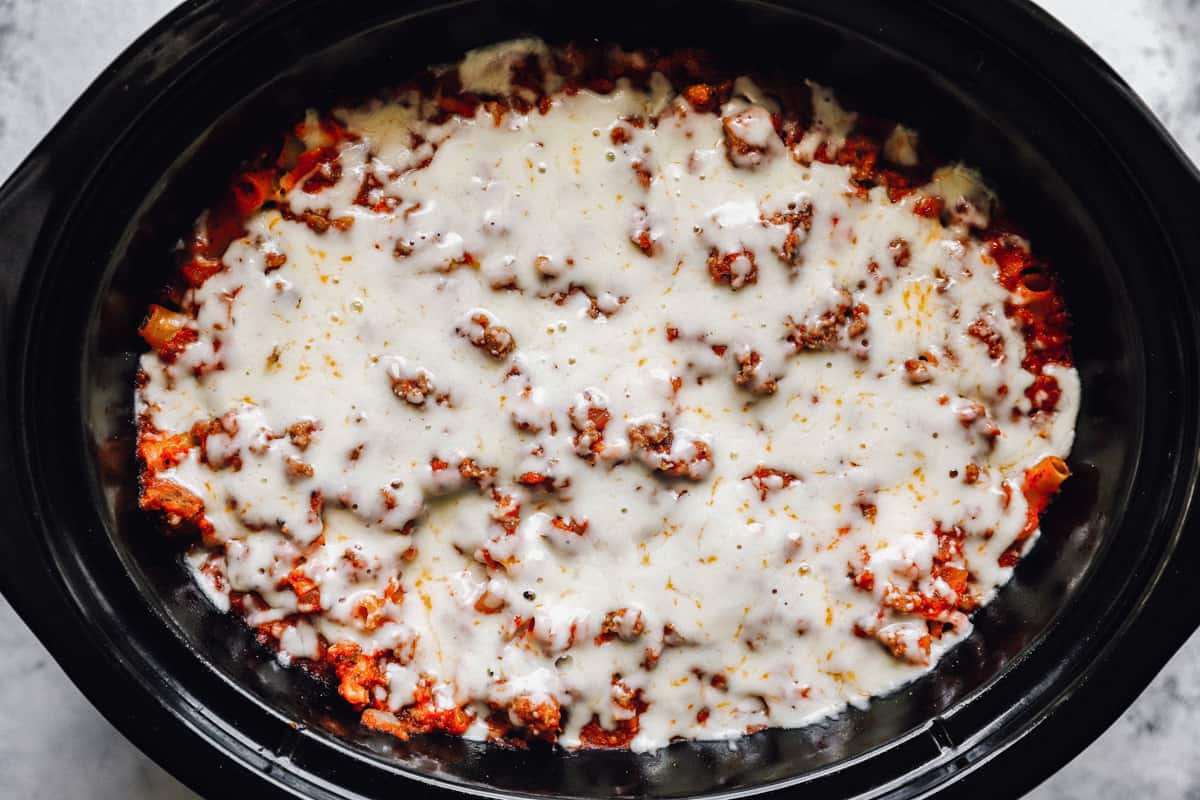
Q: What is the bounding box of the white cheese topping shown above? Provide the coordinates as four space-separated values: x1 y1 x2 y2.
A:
136 43 1078 752
457 37 554 97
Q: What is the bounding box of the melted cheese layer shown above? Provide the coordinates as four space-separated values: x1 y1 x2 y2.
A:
137 46 1078 752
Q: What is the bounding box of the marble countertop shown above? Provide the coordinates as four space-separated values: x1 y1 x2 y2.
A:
1 1 1197 797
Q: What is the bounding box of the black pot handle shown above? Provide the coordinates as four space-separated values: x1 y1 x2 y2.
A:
0 153 56 297
0 154 59 605
1150 152 1200 651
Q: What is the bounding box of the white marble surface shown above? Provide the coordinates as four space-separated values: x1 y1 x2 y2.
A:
1 1 1198 797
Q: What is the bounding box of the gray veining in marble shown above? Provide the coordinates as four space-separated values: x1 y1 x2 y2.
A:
0 1 1197 797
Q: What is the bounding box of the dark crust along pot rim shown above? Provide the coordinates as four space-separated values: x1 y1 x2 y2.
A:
0 1 1198 799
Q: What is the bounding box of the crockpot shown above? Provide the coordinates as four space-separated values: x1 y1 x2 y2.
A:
1 1 1198 797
